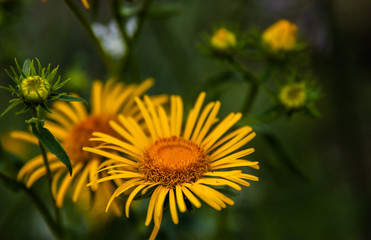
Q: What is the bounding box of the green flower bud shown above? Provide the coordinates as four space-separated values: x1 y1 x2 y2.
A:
20 76 51 104
210 28 237 50
279 82 306 109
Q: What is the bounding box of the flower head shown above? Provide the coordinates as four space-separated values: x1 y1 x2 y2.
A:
14 78 166 214
262 20 297 51
279 82 306 108
210 28 237 50
85 93 258 240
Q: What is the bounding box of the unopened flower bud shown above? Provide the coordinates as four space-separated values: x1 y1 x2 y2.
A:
279 83 306 108
210 28 236 50
20 76 51 104
262 20 297 51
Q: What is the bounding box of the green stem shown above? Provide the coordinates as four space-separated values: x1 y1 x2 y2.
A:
64 0 116 77
242 82 259 115
228 57 256 82
111 0 152 81
0 171 61 239
262 131 309 180
33 107 62 238
228 57 259 115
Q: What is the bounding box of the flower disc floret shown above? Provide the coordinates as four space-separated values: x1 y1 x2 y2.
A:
20 76 51 104
279 83 306 108
140 136 209 188
63 115 116 164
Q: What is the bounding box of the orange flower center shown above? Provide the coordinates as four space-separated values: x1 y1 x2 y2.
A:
140 136 209 188
63 115 116 164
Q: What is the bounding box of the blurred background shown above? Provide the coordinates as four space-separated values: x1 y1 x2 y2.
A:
0 0 370 239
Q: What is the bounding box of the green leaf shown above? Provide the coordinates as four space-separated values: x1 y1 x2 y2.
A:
56 94 87 104
40 102 52 113
49 65 59 84
305 104 321 118
0 99 23 117
22 59 32 75
31 124 73 176
36 58 42 75
16 105 30 115
4 68 18 84
0 86 13 93
54 78 70 91
15 58 26 79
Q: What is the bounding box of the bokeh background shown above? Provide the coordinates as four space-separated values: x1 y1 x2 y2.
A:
0 0 370 239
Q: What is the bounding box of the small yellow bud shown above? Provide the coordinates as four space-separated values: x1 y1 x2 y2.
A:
279 83 306 108
262 20 297 51
210 28 236 50
20 76 51 104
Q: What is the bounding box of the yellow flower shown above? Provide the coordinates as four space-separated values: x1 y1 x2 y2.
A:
262 20 297 51
85 93 259 240
210 28 237 50
279 82 306 108
14 78 166 215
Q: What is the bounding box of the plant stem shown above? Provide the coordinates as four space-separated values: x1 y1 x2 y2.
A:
111 0 152 81
64 0 116 77
261 131 309 180
242 81 259 115
228 57 259 115
0 171 61 239
33 107 62 238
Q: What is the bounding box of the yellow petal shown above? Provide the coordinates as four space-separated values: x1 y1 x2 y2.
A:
169 189 179 224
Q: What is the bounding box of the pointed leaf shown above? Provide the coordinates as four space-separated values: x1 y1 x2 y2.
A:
54 78 70 91
56 95 87 104
31 125 73 175
15 59 26 78
40 102 52 113
49 66 59 84
22 59 32 75
0 86 13 93
0 99 23 117
36 58 42 75
4 69 18 84
15 105 30 115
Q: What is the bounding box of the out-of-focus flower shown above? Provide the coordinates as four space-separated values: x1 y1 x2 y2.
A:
1 132 33 160
279 82 306 108
210 28 237 50
14 78 166 215
262 20 297 51
85 93 259 240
